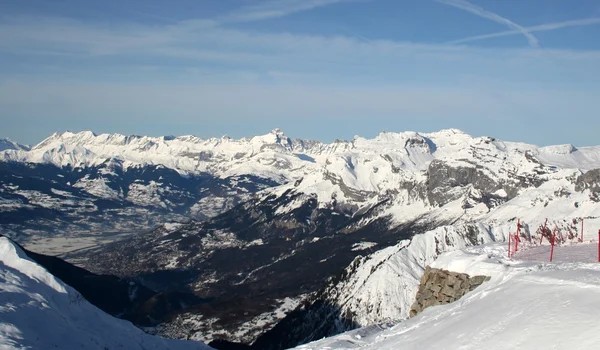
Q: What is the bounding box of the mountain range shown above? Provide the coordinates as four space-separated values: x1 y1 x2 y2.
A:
1 129 600 348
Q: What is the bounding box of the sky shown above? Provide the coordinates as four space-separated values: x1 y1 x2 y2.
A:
1 0 600 146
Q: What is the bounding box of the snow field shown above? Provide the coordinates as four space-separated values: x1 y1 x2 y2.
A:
0 237 212 350
296 243 600 349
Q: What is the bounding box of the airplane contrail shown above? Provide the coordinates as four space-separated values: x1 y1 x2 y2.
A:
437 0 540 47
449 17 600 44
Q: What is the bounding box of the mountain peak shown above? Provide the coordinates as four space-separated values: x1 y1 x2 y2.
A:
249 129 292 149
0 138 30 151
440 128 467 134
271 128 284 135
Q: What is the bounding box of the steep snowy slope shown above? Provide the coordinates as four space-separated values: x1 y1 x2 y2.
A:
252 172 600 349
0 237 212 350
295 244 600 350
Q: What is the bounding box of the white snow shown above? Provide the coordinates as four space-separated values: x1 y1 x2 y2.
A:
3 129 600 243
351 242 378 251
230 296 306 344
14 190 77 209
163 222 185 233
0 237 212 350
0 139 28 152
50 188 75 197
21 233 132 257
297 243 600 350
316 223 507 328
3 129 600 195
3 128 600 347
73 175 121 199
127 181 172 209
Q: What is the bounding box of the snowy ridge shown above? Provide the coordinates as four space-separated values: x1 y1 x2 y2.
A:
255 169 600 349
3 128 600 182
0 237 212 350
3 128 600 228
0 138 29 152
295 243 600 349
317 223 503 326
286 173 600 334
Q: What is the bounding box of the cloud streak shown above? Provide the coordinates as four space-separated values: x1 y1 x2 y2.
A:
2 14 600 74
221 0 350 23
448 17 600 44
437 0 540 48
1 3 600 146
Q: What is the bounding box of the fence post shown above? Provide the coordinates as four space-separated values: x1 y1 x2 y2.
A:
598 230 599 263
508 232 512 258
550 227 557 262
580 218 584 243
540 219 548 245
515 219 520 252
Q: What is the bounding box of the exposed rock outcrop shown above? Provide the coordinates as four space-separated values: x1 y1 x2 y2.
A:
410 266 490 317
575 169 600 193
575 169 600 202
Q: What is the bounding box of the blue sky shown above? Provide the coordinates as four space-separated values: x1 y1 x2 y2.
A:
1 0 600 146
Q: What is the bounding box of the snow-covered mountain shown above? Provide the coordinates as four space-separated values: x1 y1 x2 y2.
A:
3 128 600 244
5 128 600 190
0 236 212 350
0 138 29 152
45 130 598 346
251 170 600 349
0 129 325 180
2 128 600 347
294 243 600 350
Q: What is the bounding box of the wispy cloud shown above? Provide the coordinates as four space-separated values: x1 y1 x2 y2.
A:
449 17 600 44
221 0 350 23
1 5 600 146
436 0 540 48
2 14 600 71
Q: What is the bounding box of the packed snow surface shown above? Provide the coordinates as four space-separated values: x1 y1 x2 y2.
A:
296 243 600 349
0 237 211 350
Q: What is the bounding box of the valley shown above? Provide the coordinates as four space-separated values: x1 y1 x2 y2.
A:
2 129 600 348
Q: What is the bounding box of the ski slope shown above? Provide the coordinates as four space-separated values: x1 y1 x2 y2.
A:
0 237 212 350
295 243 600 349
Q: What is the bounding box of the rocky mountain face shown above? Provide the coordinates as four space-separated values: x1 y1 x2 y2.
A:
2 129 600 348
409 266 490 317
